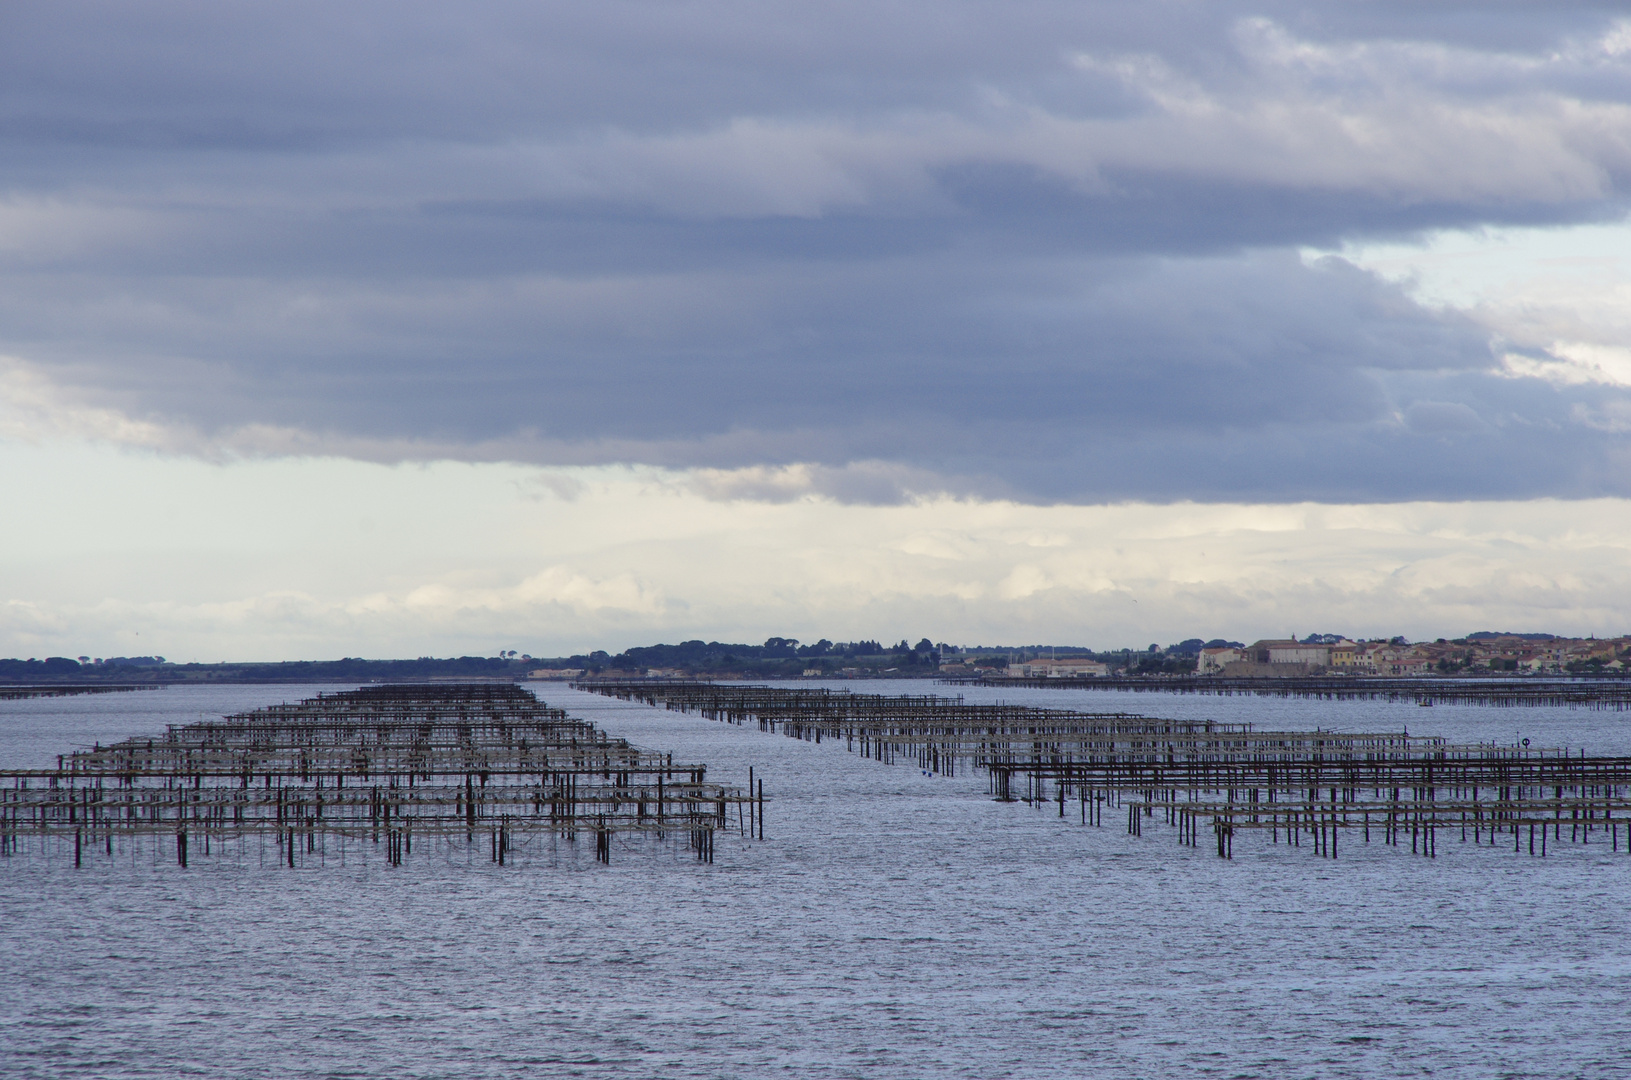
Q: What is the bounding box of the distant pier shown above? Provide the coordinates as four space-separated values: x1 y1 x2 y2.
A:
0 684 159 700
958 674 1631 708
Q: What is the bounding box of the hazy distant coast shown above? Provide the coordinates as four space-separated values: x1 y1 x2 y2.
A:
3 630 1626 685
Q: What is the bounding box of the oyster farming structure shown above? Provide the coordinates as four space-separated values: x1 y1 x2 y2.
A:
0 684 759 868
587 680 1631 860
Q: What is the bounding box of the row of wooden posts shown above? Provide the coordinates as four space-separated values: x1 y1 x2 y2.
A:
0 684 758 868
963 674 1631 709
0 684 156 701
585 680 1631 860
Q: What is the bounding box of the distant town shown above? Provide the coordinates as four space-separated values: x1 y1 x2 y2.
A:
527 631 1631 681
983 632 1631 680
1 631 1626 685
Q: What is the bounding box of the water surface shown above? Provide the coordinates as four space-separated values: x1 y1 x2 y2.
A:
2 681 1628 1078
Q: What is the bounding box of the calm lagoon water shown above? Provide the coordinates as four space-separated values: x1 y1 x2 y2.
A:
2 680 1630 1079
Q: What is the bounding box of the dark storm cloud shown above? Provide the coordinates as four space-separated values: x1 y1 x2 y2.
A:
3 0 1631 501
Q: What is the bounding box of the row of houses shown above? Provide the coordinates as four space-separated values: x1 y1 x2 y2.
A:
1197 639 1430 675
1199 635 1631 676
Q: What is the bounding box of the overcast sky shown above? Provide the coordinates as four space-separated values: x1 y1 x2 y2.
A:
5 2 1631 658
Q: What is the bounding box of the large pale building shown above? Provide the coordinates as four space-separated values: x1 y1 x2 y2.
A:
1197 647 1244 674
1249 639 1330 666
1006 659 1109 678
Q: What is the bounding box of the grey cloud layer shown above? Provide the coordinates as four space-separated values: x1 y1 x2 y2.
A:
3 1 1631 501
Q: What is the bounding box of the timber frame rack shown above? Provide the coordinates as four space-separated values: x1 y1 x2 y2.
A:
0 684 759 869
586 680 1631 861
